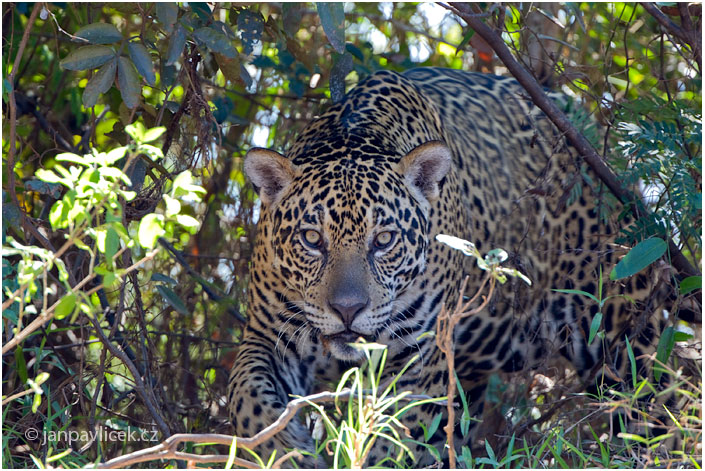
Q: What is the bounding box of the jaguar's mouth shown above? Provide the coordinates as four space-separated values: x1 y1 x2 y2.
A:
321 330 369 344
320 330 372 360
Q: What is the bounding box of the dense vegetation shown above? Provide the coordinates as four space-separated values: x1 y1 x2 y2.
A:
2 3 701 468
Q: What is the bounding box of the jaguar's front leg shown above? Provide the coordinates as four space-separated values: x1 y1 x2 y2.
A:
227 333 321 467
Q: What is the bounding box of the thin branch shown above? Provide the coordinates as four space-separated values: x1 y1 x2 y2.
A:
93 434 258 469
272 450 304 469
445 2 700 280
6 3 42 217
158 237 247 325
94 387 442 468
2 248 158 354
87 305 171 438
1 388 35 406
640 2 701 71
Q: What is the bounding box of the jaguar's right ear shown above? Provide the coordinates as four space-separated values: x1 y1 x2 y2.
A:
244 148 296 205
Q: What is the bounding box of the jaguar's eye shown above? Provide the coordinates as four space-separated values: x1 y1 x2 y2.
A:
302 229 323 249
373 231 395 250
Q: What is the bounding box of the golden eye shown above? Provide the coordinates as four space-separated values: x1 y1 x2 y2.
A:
374 231 395 249
302 229 323 248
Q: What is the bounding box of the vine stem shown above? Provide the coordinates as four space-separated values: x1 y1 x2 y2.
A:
436 274 495 468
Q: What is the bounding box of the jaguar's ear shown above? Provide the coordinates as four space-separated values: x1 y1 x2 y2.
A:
398 141 452 201
244 148 296 205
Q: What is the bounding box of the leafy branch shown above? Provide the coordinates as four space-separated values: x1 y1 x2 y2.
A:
445 2 699 281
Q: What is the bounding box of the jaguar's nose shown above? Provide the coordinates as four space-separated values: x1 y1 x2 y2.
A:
329 297 369 328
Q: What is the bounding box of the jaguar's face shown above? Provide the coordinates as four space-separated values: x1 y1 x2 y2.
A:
245 141 451 361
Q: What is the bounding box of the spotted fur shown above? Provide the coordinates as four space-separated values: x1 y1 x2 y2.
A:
228 68 688 466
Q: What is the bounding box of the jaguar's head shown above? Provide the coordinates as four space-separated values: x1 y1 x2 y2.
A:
245 141 451 361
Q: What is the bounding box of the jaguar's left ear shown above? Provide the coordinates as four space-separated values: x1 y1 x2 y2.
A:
398 141 452 201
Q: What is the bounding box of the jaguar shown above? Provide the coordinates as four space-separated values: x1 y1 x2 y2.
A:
227 67 694 466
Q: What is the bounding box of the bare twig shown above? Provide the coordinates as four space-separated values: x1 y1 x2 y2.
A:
436 274 495 468
445 2 700 281
93 387 441 468
93 434 257 469
1 388 35 406
272 450 305 469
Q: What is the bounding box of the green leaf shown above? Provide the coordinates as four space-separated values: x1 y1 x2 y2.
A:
175 214 200 231
654 326 675 382
128 42 156 86
317 3 345 53
165 24 186 66
74 22 123 44
588 311 602 345
155 3 178 33
35 168 63 185
35 372 49 386
32 391 42 413
56 152 90 166
49 200 68 230
141 126 166 143
164 194 181 217
82 58 116 108
194 27 237 58
456 28 475 55
125 121 146 141
151 273 178 285
171 170 206 196
485 248 508 265
484 440 497 464
138 213 165 249
25 179 63 198
104 146 128 164
55 293 77 320
625 335 637 388
610 238 667 281
105 226 119 262
102 271 117 288
237 10 264 56
426 412 443 441
117 57 141 109
138 144 164 161
679 276 701 295
3 199 22 237
454 370 471 437
15 346 28 384
60 45 115 71
461 446 473 468
156 284 189 315
552 288 599 304
345 43 364 62
673 330 693 342
282 3 303 36
189 2 212 21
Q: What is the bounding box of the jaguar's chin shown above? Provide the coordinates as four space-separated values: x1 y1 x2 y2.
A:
321 331 373 362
